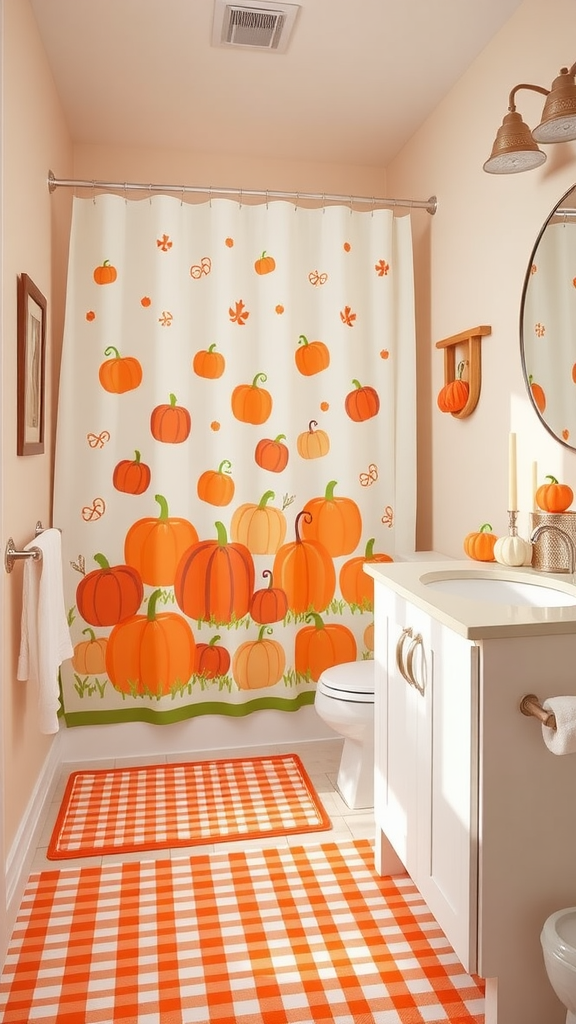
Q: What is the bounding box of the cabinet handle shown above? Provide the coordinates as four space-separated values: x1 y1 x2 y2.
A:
395 627 414 683
406 634 425 695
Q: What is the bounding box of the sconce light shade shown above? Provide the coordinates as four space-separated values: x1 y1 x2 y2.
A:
483 110 547 174
532 66 576 142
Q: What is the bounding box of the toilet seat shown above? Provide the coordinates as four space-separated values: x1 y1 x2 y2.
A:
317 660 374 703
542 907 576 968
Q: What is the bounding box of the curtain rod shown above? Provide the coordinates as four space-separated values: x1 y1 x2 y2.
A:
47 170 437 215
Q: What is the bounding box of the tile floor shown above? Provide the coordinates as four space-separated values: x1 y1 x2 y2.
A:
30 737 375 872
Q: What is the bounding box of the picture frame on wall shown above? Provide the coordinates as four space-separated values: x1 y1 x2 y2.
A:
17 273 46 456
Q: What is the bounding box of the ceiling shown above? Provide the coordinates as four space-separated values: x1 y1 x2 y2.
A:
29 0 523 168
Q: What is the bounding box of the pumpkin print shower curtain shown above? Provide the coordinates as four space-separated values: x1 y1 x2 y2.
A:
53 194 416 726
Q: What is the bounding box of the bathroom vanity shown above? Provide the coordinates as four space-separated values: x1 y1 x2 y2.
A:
365 559 576 1024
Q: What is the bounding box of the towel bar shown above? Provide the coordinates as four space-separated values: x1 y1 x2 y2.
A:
4 521 45 574
519 693 557 730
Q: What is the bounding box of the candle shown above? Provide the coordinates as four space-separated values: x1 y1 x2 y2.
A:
508 433 517 511
532 461 538 512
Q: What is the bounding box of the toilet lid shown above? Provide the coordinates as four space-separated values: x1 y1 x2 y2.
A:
317 660 375 701
541 907 576 968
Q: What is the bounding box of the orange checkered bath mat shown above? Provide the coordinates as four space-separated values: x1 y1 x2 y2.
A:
0 839 485 1023
47 753 331 860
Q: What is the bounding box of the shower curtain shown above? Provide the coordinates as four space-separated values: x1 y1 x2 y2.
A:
53 193 416 726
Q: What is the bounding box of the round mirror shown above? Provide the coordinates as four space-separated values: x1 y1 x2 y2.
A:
520 182 576 451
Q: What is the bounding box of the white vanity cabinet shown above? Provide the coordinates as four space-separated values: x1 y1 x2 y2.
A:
374 585 479 972
366 560 576 1024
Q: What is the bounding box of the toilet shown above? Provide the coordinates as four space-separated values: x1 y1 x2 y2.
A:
541 907 576 1022
314 659 375 810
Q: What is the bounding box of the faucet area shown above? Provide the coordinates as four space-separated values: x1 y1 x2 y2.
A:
6 4 576 1024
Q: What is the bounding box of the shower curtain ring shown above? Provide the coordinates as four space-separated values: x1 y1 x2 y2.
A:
294 193 299 212
265 190 269 210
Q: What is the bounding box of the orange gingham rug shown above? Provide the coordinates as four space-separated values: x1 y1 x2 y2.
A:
0 838 485 1024
47 753 331 860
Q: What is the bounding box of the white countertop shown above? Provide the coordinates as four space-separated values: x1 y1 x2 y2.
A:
364 559 576 639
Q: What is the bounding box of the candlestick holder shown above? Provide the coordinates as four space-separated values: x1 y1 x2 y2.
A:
507 510 518 536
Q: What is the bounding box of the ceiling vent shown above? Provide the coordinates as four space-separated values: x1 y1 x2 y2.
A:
212 0 300 53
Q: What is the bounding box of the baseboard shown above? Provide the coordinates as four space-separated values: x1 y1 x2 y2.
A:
5 731 64 937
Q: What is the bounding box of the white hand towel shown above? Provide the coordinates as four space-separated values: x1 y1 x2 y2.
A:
17 529 74 735
542 696 576 755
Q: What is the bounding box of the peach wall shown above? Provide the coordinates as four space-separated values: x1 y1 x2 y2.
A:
387 0 576 557
2 0 72 880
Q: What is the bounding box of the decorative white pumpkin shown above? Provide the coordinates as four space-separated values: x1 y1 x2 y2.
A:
494 534 533 567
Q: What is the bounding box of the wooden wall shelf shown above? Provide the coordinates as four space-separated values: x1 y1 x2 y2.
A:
435 325 491 418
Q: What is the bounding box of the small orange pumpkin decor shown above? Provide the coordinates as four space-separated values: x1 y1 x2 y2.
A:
437 360 469 413
98 346 143 394
301 480 362 556
463 523 498 562
295 335 330 376
529 375 546 413
150 393 191 443
254 251 276 275
113 450 151 495
174 521 255 624
536 475 574 513
231 490 287 554
339 537 393 607
76 554 144 627
194 635 231 679
296 420 330 460
344 379 380 422
364 621 374 652
197 460 235 506
106 588 196 697
124 494 199 586
233 625 286 689
272 510 336 614
231 373 273 425
72 627 108 675
250 569 289 624
192 343 225 379
255 433 289 473
93 260 117 285
294 612 357 682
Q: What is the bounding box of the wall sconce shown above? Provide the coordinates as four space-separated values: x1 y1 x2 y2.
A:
484 62 576 174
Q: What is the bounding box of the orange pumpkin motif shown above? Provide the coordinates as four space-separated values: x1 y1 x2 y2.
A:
124 494 199 586
72 627 108 675
301 480 362 557
345 379 380 422
255 434 289 473
437 361 469 414
197 460 235 506
194 635 231 679
150 394 191 443
536 475 574 513
231 373 272 424
98 346 143 394
364 621 374 652
295 335 330 376
76 554 144 627
250 569 289 625
174 521 255 624
93 260 117 285
230 491 287 554
113 450 151 495
272 511 335 614
192 343 225 379
463 523 498 562
106 588 196 697
297 420 330 460
233 625 286 689
254 251 276 275
294 612 357 682
339 537 394 606
529 376 546 413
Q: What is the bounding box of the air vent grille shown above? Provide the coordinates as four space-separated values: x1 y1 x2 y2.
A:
212 1 300 53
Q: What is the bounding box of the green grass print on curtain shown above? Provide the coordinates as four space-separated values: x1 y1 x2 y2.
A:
53 194 416 726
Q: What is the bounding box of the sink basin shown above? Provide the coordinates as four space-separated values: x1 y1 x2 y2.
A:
420 572 576 608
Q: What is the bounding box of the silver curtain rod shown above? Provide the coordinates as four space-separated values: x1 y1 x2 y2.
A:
47 171 437 215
